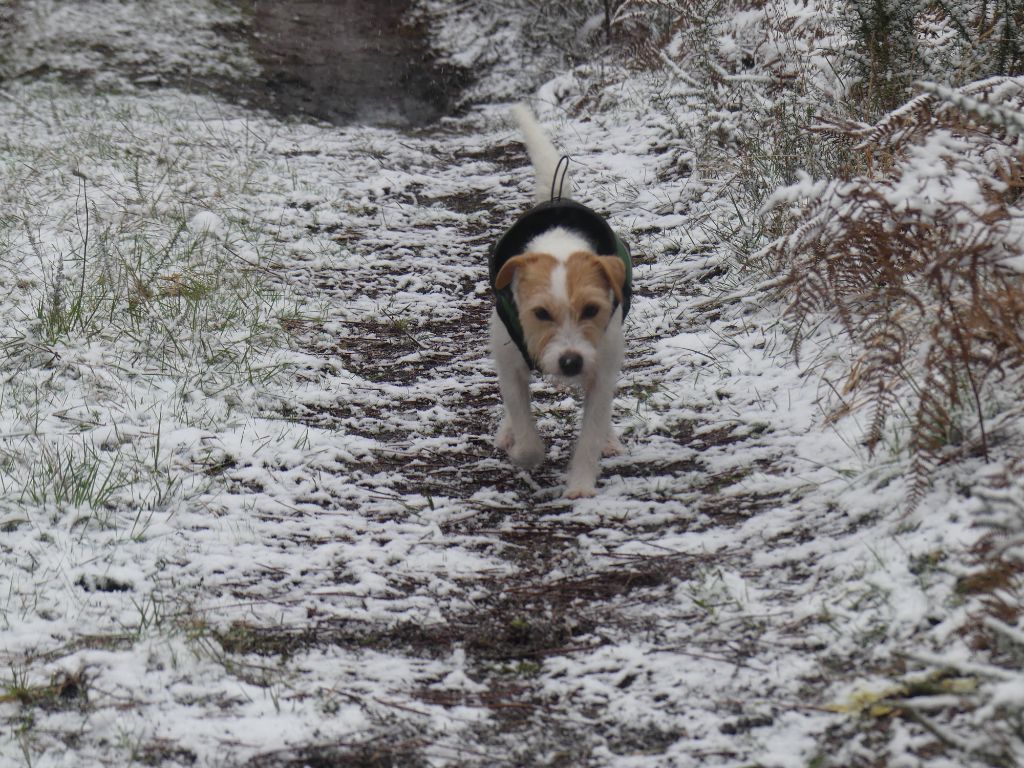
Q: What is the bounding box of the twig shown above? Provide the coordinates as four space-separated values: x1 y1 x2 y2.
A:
983 615 1024 646
651 646 770 672
902 651 1016 681
372 696 433 716
902 704 974 751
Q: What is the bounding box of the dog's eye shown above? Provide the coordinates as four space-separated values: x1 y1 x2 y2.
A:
533 307 553 322
581 304 600 319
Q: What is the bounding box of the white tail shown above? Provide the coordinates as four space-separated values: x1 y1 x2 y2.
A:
511 103 572 204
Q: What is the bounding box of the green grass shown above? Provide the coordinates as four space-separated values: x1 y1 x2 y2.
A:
0 666 90 711
0 85 299 531
21 438 126 510
0 98 302 765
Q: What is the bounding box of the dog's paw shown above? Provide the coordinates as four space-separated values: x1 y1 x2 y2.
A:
563 485 596 500
495 420 515 452
509 436 545 469
497 422 545 468
602 433 625 457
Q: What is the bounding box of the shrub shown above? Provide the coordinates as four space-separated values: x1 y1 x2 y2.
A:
843 1 1024 117
762 76 1024 504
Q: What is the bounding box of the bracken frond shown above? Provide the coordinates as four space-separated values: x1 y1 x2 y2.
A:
765 75 1024 505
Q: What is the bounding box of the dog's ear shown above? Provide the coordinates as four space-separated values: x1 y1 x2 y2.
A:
596 256 626 305
495 254 532 291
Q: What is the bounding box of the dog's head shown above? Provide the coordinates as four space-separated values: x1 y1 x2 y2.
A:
495 250 625 383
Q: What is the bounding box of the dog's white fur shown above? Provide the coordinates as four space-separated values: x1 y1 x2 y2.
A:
511 103 573 203
491 105 625 499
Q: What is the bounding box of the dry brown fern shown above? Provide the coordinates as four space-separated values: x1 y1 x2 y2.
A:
762 76 1024 507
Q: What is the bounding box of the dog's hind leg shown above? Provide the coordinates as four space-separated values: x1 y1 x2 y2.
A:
490 309 545 469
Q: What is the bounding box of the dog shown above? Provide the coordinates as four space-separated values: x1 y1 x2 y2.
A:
489 104 632 499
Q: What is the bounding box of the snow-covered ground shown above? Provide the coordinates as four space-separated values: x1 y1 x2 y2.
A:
1 1 1022 766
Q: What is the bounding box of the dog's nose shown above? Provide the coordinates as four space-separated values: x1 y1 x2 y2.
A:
558 352 583 377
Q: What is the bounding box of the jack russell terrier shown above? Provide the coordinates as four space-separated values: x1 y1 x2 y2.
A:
489 104 632 498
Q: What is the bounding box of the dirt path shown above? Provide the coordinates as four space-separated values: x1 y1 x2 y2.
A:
186 18 850 760
192 109 850 764
237 0 464 126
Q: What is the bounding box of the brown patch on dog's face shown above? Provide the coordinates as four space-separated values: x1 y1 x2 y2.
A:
496 252 560 362
496 250 625 376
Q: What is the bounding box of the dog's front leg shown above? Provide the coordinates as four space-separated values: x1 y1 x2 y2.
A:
491 310 545 468
565 316 624 499
564 374 617 498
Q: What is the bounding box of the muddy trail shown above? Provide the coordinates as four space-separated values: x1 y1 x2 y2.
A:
191 105 841 764
137 4 857 763
236 0 465 126
182 7 840 764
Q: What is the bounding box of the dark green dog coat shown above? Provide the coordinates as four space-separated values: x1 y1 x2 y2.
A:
489 199 633 369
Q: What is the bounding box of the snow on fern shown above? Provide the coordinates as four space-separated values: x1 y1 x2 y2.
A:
762 76 1024 504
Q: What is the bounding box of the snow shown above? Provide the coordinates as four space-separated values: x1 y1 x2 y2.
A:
0 0 1021 766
